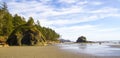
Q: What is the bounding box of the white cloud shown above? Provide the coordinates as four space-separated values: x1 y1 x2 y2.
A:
7 0 119 22
42 12 120 27
39 6 85 17
77 1 88 5
44 15 99 26
98 28 120 32
58 0 79 3
89 7 119 13
40 0 51 2
38 6 120 27
91 1 103 5
7 1 54 19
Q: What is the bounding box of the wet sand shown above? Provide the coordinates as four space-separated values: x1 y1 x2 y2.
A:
109 44 120 48
0 45 120 58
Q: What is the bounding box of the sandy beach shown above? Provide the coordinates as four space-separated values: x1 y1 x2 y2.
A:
0 45 88 58
0 45 120 58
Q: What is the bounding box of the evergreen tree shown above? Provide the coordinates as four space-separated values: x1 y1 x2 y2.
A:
40 27 60 41
27 17 34 26
0 2 7 35
1 2 8 12
0 2 13 36
13 14 26 28
2 12 13 36
35 20 60 41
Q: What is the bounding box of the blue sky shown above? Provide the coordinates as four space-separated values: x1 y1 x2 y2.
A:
0 0 120 41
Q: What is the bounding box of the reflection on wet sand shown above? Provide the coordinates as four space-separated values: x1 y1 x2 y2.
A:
58 43 120 56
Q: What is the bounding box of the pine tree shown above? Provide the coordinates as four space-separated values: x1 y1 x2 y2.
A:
2 12 13 36
13 14 26 28
27 17 34 26
0 2 13 36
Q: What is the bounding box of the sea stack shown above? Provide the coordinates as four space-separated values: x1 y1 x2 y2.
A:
76 36 87 43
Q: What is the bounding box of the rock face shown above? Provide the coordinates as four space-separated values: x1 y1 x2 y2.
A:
76 36 87 43
6 24 46 46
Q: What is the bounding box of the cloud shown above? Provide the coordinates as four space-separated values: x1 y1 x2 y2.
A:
44 15 99 26
89 7 119 13
90 1 103 5
76 1 88 5
98 28 120 32
6 0 85 18
58 0 79 4
1 0 120 41
7 0 119 21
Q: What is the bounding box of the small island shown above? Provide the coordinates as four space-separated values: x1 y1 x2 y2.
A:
76 36 87 43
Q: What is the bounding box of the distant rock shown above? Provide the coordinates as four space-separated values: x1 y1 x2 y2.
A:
59 39 71 43
76 36 87 43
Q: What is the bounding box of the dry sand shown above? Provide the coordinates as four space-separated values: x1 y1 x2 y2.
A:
0 45 120 58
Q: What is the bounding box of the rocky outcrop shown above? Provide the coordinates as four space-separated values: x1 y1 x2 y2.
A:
76 36 87 43
6 24 46 46
59 39 71 43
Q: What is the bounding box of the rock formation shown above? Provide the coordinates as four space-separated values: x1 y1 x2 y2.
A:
6 23 46 46
76 36 87 43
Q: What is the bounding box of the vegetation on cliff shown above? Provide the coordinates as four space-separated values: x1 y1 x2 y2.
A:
0 2 60 46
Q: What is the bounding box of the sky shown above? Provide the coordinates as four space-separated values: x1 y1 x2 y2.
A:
0 0 120 41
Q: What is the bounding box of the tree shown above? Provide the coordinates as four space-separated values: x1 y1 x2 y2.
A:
13 14 26 28
26 17 34 26
2 12 13 36
0 2 9 35
1 2 8 12
35 20 42 31
41 27 60 41
35 21 60 41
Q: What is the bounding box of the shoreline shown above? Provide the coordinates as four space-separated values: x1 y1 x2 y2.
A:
108 44 120 48
0 45 120 58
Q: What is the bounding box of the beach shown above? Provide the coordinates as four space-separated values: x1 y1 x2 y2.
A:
0 44 120 58
0 45 89 58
